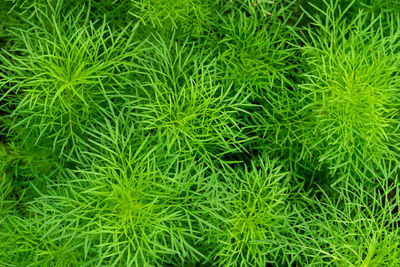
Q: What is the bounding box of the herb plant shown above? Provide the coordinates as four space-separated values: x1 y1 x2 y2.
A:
1 0 400 266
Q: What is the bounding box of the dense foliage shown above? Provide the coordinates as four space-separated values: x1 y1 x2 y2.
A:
1 0 400 266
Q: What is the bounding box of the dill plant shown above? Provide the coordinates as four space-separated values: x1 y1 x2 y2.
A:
0 144 62 266
10 0 133 31
216 0 298 96
207 157 294 266
10 0 83 12
214 0 307 177
0 2 144 158
299 1 400 182
134 36 253 164
0 1 14 48
19 107 218 266
130 0 218 40
0 142 55 182
0 179 20 266
2 0 400 266
0 208 88 266
364 0 400 12
290 174 400 266
304 0 400 17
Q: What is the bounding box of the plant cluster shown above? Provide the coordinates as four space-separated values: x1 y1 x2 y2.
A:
1 0 400 266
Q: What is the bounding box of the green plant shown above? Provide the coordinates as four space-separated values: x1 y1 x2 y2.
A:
0 179 21 266
16 107 219 266
213 1 307 179
134 36 254 164
0 210 88 267
299 1 400 183
216 1 298 96
207 157 294 266
0 1 143 158
0 1 13 46
290 173 400 266
0 142 55 181
2 0 400 266
130 0 217 39
303 0 400 17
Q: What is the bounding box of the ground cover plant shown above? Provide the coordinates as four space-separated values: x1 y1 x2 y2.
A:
1 0 400 266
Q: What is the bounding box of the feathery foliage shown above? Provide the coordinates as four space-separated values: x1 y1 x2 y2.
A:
1 2 143 157
2 0 400 266
134 36 253 164
291 174 400 266
208 157 294 266
300 0 400 182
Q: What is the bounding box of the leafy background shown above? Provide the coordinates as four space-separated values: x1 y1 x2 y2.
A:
1 0 400 266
